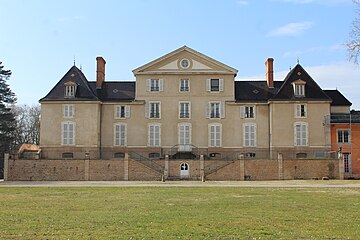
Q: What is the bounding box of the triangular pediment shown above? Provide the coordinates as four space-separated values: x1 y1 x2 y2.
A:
132 46 238 76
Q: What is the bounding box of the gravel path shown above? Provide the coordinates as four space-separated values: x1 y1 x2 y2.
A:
1 180 360 187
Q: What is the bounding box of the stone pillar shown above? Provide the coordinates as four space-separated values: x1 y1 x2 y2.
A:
338 155 344 180
278 153 283 180
239 157 245 181
124 153 129 181
200 155 204 180
164 155 169 179
3 153 9 181
84 159 90 181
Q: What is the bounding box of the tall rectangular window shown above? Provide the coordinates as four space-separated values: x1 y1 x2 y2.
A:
337 129 350 144
295 122 308 146
148 124 161 147
179 124 191 151
149 102 160 118
62 121 75 145
294 84 305 97
180 79 189 92
343 153 350 173
65 85 76 97
63 104 74 118
115 105 130 119
179 102 190 119
209 124 221 147
147 79 163 92
114 124 126 146
295 104 307 118
243 124 256 147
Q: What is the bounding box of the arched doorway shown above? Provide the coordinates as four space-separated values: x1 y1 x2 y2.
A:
180 162 189 178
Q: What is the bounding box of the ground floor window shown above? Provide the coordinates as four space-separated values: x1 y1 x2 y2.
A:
343 153 351 173
209 124 221 147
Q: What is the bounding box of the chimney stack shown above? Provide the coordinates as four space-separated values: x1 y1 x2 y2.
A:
96 56 106 89
265 58 274 88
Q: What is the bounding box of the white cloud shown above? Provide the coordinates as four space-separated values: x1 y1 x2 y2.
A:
237 62 360 109
267 21 313 37
236 0 249 5
282 44 344 58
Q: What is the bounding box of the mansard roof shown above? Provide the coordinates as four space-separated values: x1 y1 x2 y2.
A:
40 66 99 102
234 81 282 102
323 90 352 106
40 66 135 102
270 64 331 102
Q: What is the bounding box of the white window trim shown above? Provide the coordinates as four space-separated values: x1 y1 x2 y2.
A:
206 101 225 119
61 121 75 146
114 123 127 146
63 104 74 118
208 123 222 147
148 123 161 147
146 79 163 92
179 101 191 119
178 123 192 148
295 104 307 118
64 84 77 98
293 83 305 97
294 122 308 146
114 105 130 119
145 101 161 119
337 129 351 144
179 79 190 92
243 123 257 147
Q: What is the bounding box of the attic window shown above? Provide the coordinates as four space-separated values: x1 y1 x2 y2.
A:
64 81 77 98
292 80 306 97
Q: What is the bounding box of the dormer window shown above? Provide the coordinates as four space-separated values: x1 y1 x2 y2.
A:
64 81 77 98
292 80 306 97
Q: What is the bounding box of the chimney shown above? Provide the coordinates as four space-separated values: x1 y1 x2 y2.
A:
96 56 106 89
265 58 274 88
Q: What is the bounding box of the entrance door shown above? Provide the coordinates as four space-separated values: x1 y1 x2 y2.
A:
180 162 189 178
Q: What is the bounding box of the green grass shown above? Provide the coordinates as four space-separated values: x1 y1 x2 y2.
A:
0 186 359 239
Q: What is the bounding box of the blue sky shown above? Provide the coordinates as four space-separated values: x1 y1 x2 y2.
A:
1 0 360 109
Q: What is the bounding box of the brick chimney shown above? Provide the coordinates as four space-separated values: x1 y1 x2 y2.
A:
265 58 274 88
96 56 106 89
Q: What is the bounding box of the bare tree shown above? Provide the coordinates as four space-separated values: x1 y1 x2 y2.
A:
12 104 40 149
347 0 360 63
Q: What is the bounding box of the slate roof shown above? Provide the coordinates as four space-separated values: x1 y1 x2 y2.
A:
40 66 135 102
323 90 352 106
270 64 331 102
234 81 282 102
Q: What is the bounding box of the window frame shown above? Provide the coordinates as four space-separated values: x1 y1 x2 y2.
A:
63 104 74 118
61 121 75 146
64 82 77 98
146 101 161 119
179 79 190 92
114 123 127 147
294 122 308 146
240 106 256 119
208 123 222 147
337 129 351 144
114 105 130 119
147 79 163 92
243 123 257 147
295 104 307 118
293 83 305 97
148 124 161 147
178 123 192 147
207 101 224 119
206 78 224 92
179 101 191 119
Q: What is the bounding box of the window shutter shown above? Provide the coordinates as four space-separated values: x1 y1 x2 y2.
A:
253 106 256 119
121 124 127 146
188 102 191 119
159 79 164 91
145 103 149 118
157 125 161 146
158 102 161 119
206 103 210 118
125 106 130 118
206 79 211 92
148 125 152 146
220 102 225 118
240 106 245 119
253 124 257 147
64 105 68 117
219 79 224 91
146 79 151 92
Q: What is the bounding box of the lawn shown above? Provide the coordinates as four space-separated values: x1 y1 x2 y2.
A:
0 186 359 239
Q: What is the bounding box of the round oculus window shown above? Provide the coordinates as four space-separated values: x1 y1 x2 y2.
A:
180 59 190 69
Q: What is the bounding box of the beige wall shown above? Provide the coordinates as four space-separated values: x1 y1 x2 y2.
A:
40 102 101 147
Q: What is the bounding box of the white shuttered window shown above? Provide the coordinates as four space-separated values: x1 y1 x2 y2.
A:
114 124 127 146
